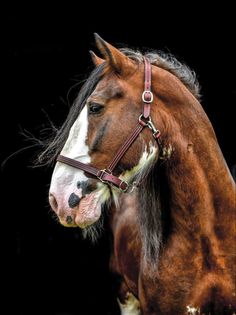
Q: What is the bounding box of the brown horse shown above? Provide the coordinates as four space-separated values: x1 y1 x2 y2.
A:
43 34 236 314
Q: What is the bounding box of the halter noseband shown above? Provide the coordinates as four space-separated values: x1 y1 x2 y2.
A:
57 58 161 192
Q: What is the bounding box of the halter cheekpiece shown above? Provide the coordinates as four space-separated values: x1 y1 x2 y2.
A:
57 58 161 192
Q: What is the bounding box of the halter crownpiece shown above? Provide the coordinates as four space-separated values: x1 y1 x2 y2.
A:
57 57 161 192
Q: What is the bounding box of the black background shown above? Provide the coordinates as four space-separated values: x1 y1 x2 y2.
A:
3 4 235 315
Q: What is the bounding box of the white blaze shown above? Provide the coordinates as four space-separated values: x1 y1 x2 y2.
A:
50 106 90 196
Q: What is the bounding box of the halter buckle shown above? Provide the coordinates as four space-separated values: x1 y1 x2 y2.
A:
97 169 111 183
142 90 153 103
97 169 129 193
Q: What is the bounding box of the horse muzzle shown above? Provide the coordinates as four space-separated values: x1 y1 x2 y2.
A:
49 183 102 228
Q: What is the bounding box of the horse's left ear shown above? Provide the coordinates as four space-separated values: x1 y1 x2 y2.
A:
94 33 135 75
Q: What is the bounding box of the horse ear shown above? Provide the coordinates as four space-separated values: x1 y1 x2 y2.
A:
89 50 105 67
94 33 135 75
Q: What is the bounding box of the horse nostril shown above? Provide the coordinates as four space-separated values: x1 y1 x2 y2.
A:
49 193 58 213
77 181 81 188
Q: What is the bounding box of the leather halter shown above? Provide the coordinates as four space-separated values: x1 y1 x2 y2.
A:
57 58 161 192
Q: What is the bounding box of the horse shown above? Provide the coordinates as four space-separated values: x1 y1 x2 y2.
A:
42 34 236 314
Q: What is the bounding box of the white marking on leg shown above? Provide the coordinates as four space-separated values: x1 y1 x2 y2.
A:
118 293 141 315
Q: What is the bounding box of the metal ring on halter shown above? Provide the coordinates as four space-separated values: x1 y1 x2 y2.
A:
118 180 129 193
142 90 153 103
138 114 150 126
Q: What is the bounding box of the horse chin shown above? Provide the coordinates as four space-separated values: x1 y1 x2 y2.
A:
74 192 102 228
57 183 111 228
57 192 102 228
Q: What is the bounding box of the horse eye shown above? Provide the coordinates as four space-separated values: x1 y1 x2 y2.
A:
89 103 104 114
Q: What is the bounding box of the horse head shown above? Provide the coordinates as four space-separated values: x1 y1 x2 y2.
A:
49 34 160 229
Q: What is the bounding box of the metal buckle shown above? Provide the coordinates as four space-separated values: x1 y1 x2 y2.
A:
97 169 129 193
142 90 153 103
97 169 111 183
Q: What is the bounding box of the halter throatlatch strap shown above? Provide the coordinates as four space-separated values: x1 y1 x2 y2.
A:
57 57 161 192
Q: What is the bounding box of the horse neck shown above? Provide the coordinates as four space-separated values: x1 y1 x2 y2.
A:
153 69 235 241
165 137 235 238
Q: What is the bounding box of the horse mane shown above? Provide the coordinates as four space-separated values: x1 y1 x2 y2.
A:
137 161 163 265
127 149 170 266
120 48 201 100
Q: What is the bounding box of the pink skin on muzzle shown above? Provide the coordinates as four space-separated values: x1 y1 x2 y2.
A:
74 192 101 228
49 191 102 228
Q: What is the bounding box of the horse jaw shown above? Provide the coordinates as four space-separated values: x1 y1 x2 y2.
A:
120 144 158 184
73 144 158 229
108 143 158 208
